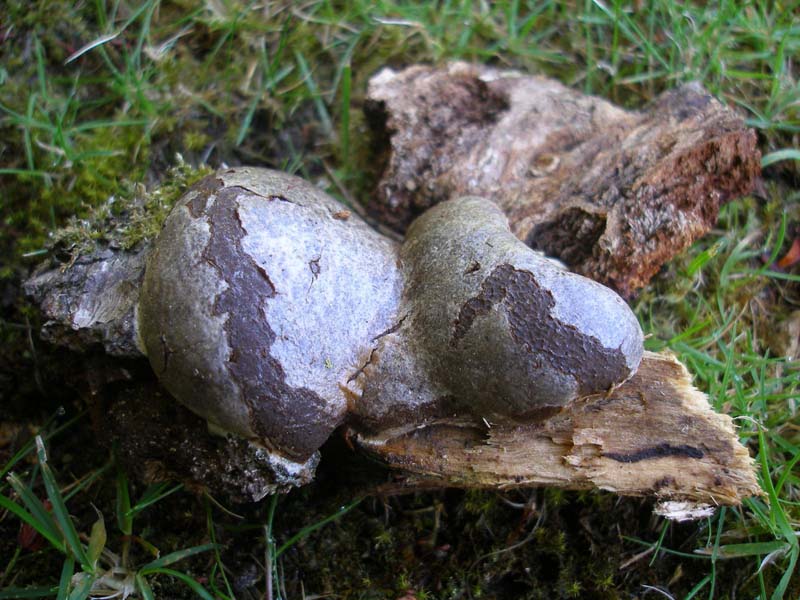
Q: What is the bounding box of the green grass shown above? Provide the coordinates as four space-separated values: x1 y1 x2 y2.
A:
1 0 799 598
0 429 216 599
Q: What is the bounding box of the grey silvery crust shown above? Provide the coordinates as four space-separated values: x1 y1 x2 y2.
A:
35 166 644 491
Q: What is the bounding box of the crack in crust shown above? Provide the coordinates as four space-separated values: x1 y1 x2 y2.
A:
347 315 409 385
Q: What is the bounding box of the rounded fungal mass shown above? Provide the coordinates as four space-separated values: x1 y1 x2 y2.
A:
402 198 643 419
137 167 644 484
137 168 403 478
355 197 644 429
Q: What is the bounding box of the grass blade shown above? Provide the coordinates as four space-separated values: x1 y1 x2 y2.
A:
756 427 800 600
774 443 800 496
771 547 798 600
757 430 796 543
138 568 215 600
684 574 711 600
339 62 351 169
115 466 133 536
4 476 64 553
694 540 789 558
762 148 800 167
139 543 217 571
66 573 94 600
295 51 332 135
205 499 236 600
0 411 84 484
128 482 183 518
65 32 120 64
87 514 107 570
136 574 155 600
275 497 362 558
35 437 90 569
62 462 112 503
55 557 74 600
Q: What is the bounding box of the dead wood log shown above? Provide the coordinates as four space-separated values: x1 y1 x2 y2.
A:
356 352 760 517
366 62 760 297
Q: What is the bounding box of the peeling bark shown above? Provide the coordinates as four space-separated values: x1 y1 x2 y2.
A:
24 247 147 357
102 380 317 501
366 62 760 297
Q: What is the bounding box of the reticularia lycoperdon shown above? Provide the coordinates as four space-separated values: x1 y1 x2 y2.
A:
137 167 644 484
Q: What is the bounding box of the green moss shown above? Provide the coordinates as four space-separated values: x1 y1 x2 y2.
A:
49 157 212 258
121 159 213 249
182 131 212 153
0 113 149 263
461 489 497 516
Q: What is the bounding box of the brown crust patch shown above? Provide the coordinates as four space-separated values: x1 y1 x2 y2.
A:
193 185 332 460
527 128 760 296
452 264 630 395
186 175 224 216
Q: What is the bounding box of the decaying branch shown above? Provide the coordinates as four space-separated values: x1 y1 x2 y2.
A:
357 352 759 515
366 62 760 297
